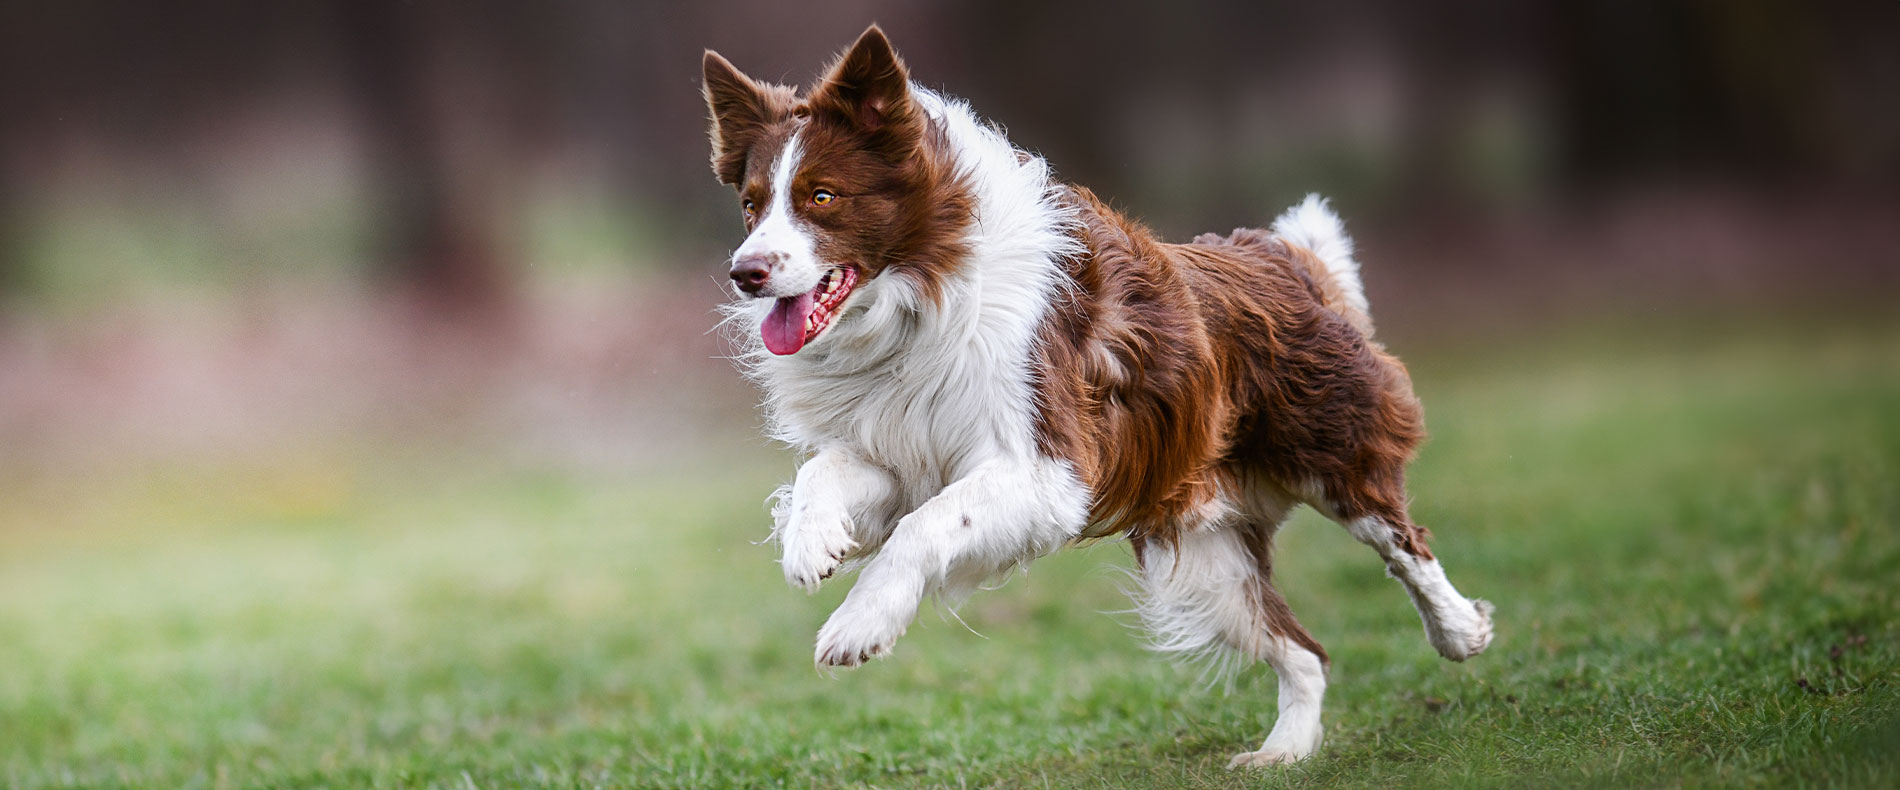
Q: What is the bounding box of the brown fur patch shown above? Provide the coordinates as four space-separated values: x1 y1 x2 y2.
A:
701 51 797 188
1034 188 1434 561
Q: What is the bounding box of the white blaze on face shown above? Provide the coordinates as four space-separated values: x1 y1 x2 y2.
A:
732 132 824 299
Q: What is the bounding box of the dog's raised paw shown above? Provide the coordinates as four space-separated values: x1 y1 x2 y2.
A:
779 513 858 594
813 591 910 668
814 622 897 668
1428 597 1495 662
814 639 887 668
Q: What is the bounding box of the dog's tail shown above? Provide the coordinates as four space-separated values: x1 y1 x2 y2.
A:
1272 194 1373 335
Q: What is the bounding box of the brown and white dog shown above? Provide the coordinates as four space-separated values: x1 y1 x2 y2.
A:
703 26 1493 767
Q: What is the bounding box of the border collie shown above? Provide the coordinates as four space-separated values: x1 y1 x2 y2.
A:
702 25 1493 767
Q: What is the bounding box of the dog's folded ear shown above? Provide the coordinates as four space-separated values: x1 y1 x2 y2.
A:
703 50 793 185
809 25 921 155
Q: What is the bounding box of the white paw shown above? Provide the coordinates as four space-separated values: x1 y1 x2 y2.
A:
779 509 858 593
813 583 915 668
1232 712 1322 768
1426 597 1495 662
1228 748 1309 768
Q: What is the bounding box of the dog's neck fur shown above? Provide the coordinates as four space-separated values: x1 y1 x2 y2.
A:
732 87 1080 495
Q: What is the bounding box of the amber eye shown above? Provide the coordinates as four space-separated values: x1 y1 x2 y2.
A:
811 189 837 206
742 199 755 219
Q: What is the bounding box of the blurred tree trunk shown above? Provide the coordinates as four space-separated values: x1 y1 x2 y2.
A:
1550 0 1825 188
335 0 512 321
0 177 19 310
0 11 21 308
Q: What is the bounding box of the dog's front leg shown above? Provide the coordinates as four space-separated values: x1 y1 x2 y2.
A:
776 447 899 593
814 456 1089 667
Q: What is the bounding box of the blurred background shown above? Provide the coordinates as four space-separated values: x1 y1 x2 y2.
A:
1 0 1895 502
4 3 1899 785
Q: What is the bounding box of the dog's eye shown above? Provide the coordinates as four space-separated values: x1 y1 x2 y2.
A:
811 189 837 206
742 199 755 219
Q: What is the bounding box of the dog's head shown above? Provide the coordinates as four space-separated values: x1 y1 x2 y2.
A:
704 26 969 356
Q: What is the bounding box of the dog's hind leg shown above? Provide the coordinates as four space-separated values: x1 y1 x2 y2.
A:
1303 475 1494 662
1134 491 1329 767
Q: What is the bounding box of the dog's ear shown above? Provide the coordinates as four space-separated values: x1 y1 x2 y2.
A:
703 50 790 185
809 25 920 153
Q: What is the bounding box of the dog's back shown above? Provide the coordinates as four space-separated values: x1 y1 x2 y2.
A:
1033 187 1425 551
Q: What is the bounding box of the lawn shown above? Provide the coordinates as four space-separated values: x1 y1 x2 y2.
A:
2 314 1897 788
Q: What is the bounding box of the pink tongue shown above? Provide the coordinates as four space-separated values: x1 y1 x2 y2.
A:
762 291 816 355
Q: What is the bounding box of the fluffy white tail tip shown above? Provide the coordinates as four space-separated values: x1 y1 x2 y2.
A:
1272 193 1370 324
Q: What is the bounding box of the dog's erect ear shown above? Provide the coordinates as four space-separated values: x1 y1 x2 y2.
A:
703 50 786 185
809 25 919 151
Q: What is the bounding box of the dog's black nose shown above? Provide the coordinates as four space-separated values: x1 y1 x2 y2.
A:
729 255 772 295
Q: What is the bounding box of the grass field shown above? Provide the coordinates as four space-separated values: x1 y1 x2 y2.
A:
3 315 1897 788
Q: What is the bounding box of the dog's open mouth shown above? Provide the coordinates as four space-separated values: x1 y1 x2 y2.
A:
762 266 857 355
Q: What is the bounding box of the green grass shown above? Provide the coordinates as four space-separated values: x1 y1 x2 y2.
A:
3 315 1898 788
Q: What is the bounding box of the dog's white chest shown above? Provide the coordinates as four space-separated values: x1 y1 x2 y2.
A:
776 348 1034 493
